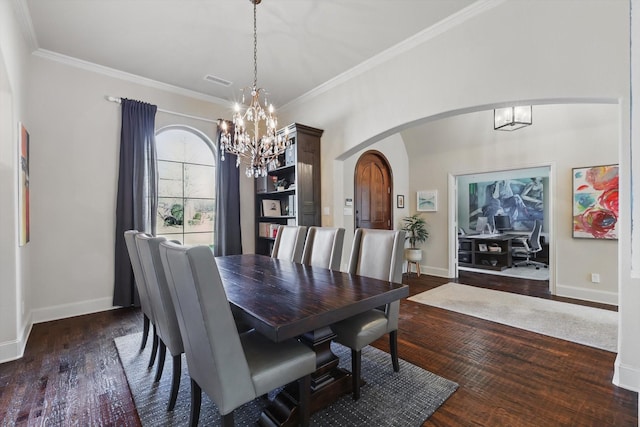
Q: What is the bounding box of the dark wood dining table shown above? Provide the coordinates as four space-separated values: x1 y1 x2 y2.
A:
215 254 409 427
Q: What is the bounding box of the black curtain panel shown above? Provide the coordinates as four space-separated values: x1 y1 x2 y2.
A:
113 98 158 307
214 123 243 256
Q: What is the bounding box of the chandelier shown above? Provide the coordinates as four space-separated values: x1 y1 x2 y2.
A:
219 0 289 178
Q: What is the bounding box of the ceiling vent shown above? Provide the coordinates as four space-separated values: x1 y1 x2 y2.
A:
204 74 233 87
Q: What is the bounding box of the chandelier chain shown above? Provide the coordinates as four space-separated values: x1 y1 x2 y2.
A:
253 0 258 89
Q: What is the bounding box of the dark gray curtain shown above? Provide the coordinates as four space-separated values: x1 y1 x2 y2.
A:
113 99 158 307
214 122 243 256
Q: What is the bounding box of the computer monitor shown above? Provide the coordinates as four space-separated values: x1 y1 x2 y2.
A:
494 214 512 232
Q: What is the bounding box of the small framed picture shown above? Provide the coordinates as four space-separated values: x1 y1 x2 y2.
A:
478 243 488 252
397 194 405 209
261 199 282 217
417 190 437 212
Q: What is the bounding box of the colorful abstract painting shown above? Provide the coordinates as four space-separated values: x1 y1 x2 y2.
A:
19 123 30 246
572 165 618 239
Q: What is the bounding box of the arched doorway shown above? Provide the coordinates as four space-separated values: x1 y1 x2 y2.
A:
354 151 393 230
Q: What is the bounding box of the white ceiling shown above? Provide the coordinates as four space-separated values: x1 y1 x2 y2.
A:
23 0 476 107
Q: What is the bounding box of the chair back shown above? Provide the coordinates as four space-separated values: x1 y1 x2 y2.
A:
528 220 542 253
158 241 255 414
124 230 154 322
135 234 183 356
348 228 405 283
271 225 307 263
301 227 345 270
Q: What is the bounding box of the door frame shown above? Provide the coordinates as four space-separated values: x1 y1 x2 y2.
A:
447 163 556 295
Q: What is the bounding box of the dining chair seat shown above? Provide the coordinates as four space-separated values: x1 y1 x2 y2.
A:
159 242 316 427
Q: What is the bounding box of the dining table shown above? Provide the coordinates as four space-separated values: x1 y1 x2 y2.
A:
215 254 409 427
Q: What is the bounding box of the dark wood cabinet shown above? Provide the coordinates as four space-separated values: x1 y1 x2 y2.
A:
458 235 515 271
254 123 323 256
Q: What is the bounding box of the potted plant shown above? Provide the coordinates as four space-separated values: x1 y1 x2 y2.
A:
401 213 429 263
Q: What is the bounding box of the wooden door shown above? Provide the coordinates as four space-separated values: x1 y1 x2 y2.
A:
355 151 392 230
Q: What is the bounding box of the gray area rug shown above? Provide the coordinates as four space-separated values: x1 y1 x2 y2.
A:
459 264 550 281
409 283 617 352
115 332 458 426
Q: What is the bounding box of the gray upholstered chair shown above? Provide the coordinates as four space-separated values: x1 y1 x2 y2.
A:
330 228 405 400
135 233 184 411
123 230 159 367
271 225 307 263
301 226 345 271
159 241 316 427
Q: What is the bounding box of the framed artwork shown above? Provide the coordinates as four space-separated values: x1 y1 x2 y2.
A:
417 190 437 212
478 243 488 252
397 194 405 209
572 164 618 239
468 176 544 232
19 123 30 246
261 199 282 217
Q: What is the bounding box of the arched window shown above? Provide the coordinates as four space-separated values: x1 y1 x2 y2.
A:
155 126 215 247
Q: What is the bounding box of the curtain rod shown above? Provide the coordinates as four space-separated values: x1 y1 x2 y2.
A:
105 96 218 124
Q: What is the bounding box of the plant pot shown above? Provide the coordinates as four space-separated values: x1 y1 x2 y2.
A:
405 248 422 262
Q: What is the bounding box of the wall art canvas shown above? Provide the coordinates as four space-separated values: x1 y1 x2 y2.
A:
468 177 544 232
572 164 618 239
19 123 30 246
417 190 437 212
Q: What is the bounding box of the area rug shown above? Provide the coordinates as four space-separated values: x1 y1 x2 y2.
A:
459 264 550 281
115 332 458 426
408 283 617 352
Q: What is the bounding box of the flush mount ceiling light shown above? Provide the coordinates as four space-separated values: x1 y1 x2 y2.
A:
494 106 532 131
219 0 289 178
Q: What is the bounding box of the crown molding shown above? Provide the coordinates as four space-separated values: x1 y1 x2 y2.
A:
12 0 38 51
281 0 506 112
32 49 230 106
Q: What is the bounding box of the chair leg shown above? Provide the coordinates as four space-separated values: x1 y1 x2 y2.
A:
351 349 361 401
148 328 159 368
298 374 311 427
221 412 234 427
168 355 181 411
140 314 150 352
390 330 399 372
154 341 167 382
189 379 202 427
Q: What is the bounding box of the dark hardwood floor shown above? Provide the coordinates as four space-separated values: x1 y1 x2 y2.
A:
0 271 636 426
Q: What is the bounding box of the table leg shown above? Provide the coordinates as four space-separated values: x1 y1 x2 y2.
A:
258 327 354 427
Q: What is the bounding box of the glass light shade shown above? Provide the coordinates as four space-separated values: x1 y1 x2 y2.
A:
494 106 532 131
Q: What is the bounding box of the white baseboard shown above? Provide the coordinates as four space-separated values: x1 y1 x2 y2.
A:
0 317 32 364
555 283 618 306
407 264 449 278
613 354 640 392
31 297 116 324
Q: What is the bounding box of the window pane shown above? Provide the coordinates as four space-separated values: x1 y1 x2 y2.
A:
183 232 214 248
157 129 214 165
185 164 215 198
184 198 214 233
157 197 184 235
158 161 183 197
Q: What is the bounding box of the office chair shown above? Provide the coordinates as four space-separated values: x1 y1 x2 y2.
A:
512 220 547 269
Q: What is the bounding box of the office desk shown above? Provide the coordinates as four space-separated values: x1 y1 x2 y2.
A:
215 254 409 426
458 234 516 271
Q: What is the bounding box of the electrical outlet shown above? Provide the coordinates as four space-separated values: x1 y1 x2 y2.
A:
591 273 601 283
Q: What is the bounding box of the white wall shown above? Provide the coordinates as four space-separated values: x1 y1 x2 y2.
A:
279 1 638 391
23 55 230 323
0 0 32 362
